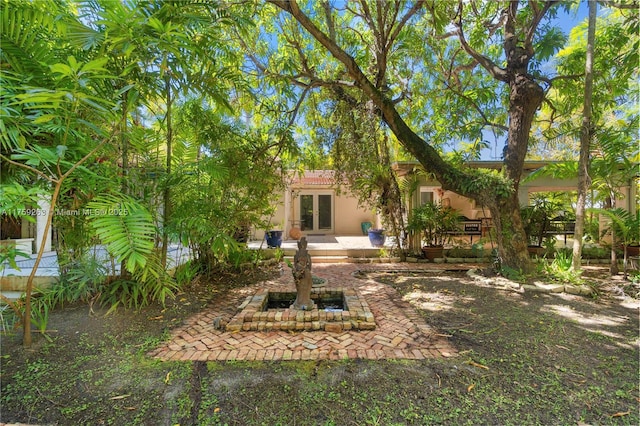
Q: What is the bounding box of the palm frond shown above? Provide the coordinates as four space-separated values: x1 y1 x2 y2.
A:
86 194 156 273
0 0 61 76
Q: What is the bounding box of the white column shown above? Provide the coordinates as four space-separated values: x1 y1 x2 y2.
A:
35 195 52 254
283 190 291 237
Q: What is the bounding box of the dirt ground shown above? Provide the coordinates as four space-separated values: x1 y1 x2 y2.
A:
1 264 638 425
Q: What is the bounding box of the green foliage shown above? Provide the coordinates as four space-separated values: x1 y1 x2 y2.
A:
521 199 563 247
86 195 155 274
446 247 489 259
593 208 640 247
169 104 285 273
535 6 638 171
101 252 177 314
407 202 461 247
544 250 583 285
542 236 557 258
49 255 108 306
582 246 609 259
173 261 201 287
0 245 29 272
0 184 41 220
455 168 513 200
498 265 526 283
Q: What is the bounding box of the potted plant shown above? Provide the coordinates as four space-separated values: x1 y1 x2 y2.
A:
367 228 385 247
265 229 284 248
407 202 461 260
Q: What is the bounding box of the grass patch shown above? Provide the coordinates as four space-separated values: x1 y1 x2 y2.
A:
2 267 638 425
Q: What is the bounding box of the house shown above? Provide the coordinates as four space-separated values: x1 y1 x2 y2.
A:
256 170 377 240
7 163 636 255
260 162 637 245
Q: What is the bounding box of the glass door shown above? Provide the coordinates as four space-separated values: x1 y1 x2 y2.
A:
298 192 333 233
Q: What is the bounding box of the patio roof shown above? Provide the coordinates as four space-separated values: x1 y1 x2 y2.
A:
290 170 339 186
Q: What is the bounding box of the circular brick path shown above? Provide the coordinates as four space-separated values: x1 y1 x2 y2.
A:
149 263 458 362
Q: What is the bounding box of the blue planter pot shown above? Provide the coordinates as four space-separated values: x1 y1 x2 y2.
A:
265 230 283 248
368 229 385 248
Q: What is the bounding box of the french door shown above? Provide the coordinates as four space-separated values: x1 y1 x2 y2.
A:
298 192 333 233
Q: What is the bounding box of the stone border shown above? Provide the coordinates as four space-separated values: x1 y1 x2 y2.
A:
225 286 376 332
466 269 594 296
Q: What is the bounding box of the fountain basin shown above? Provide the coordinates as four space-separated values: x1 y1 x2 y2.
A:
225 287 375 332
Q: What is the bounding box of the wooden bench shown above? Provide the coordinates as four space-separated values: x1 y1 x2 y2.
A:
447 219 483 244
544 221 576 244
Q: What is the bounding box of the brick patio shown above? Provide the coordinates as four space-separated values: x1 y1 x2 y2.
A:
149 263 458 362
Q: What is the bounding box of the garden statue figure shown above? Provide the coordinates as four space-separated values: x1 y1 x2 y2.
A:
291 237 315 310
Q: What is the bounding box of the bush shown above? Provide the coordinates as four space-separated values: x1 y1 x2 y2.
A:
445 247 490 258
581 246 610 259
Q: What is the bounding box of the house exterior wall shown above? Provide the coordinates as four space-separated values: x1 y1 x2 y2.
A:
333 192 374 235
261 167 636 246
411 175 582 217
254 180 374 240
254 193 286 241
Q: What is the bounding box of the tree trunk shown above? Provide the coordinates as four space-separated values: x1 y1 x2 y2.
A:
572 0 596 270
604 195 619 275
161 75 172 268
120 92 130 278
23 182 61 347
487 193 531 273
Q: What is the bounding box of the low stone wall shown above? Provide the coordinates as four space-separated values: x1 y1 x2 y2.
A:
225 287 376 332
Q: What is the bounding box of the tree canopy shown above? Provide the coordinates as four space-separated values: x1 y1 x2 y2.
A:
0 0 638 345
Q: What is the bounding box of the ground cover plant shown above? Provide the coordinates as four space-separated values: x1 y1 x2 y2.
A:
1 264 638 425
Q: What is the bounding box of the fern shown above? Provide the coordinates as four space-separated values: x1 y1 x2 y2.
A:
86 194 155 274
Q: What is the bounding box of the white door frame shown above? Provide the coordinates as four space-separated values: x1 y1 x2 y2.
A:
297 191 334 234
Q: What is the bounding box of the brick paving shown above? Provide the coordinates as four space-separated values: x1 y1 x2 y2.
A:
149 263 458 362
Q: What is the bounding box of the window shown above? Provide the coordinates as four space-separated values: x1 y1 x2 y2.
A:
420 190 434 205
419 187 440 205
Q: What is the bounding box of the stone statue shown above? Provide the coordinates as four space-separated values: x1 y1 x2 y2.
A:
291 237 315 310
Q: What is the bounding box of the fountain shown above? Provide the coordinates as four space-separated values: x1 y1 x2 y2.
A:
225 237 376 332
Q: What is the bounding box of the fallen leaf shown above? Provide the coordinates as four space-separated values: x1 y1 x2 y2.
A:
611 411 630 418
467 384 475 392
214 407 221 413
164 372 172 385
468 361 489 370
149 316 163 320
110 394 131 400
124 406 137 411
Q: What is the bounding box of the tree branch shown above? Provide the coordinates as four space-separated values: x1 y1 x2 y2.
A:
265 86 311 165
267 0 469 196
524 1 557 52
0 155 57 183
601 0 639 10
455 1 508 82
442 79 509 132
322 1 336 41
387 1 425 51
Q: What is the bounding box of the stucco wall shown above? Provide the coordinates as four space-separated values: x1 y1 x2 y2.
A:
253 188 374 239
333 192 375 235
253 193 286 241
